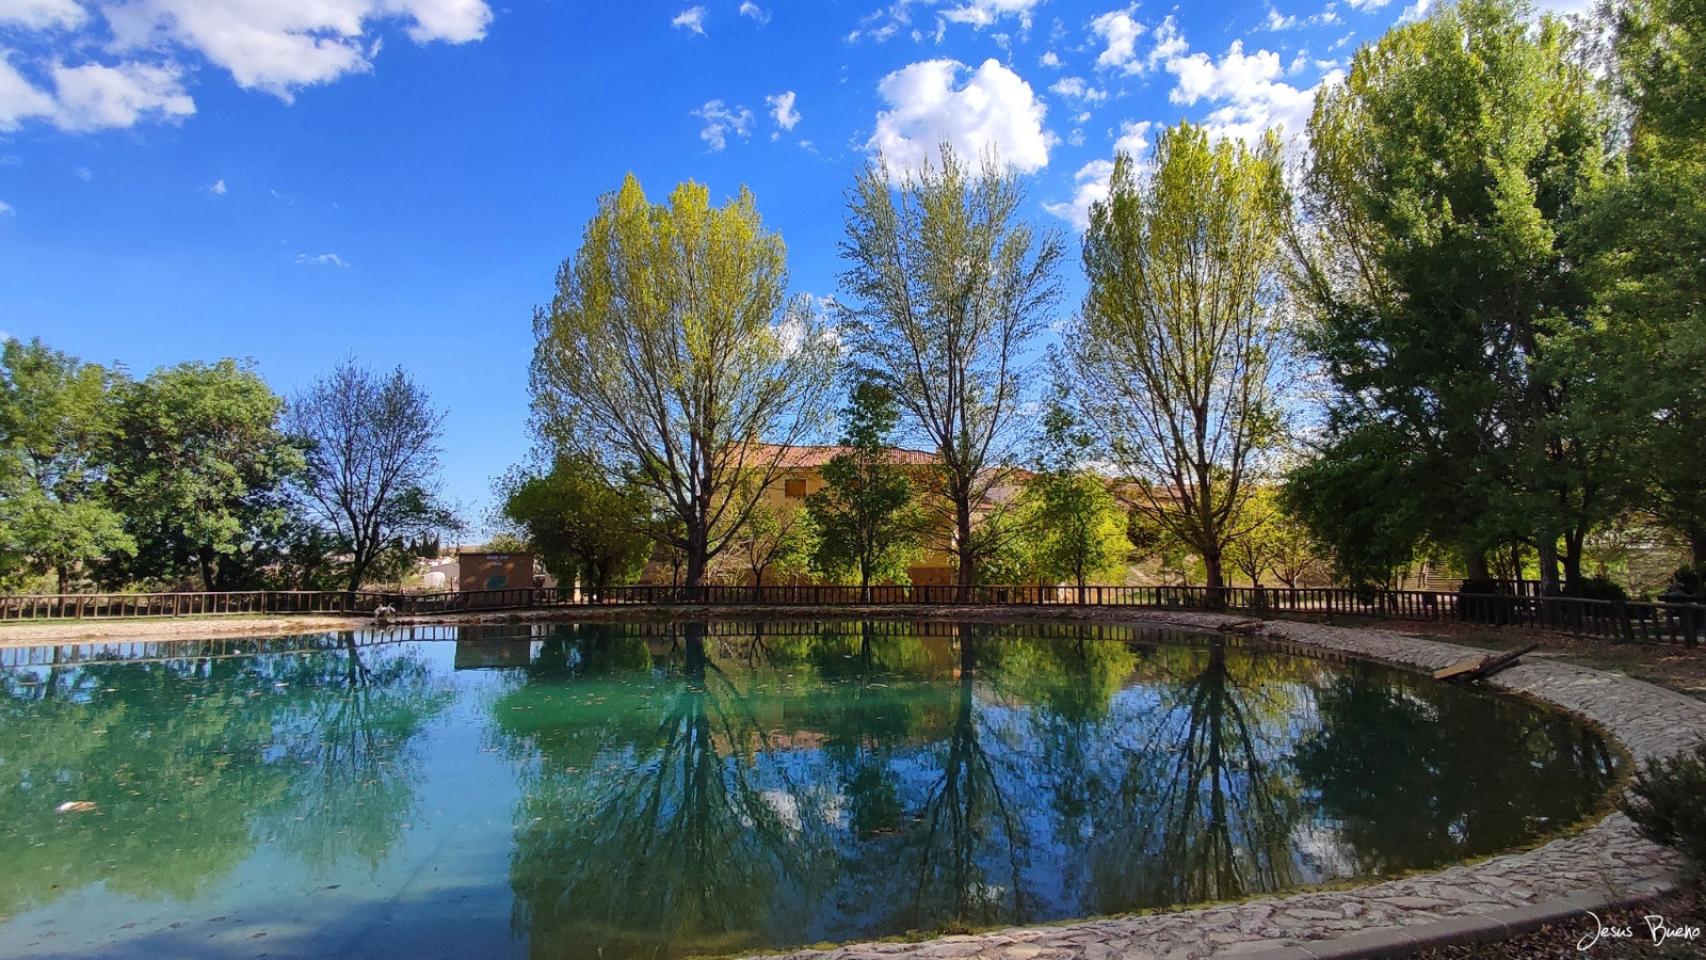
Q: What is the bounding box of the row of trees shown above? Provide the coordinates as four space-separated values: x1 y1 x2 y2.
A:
0 341 456 593
509 0 1702 599
1286 0 1704 596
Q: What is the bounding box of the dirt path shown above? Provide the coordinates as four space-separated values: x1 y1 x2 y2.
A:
0 614 373 646
0 602 1257 649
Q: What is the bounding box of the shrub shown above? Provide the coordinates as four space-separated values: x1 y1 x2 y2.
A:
1567 576 1629 603
1667 565 1704 599
1623 741 1706 872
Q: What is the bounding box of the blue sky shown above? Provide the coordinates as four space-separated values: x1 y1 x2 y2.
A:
0 0 1584 527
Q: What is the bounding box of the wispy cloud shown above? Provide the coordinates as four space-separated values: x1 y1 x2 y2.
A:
738 1 770 25
672 6 706 35
766 90 800 137
295 252 349 267
207 178 227 196
693 99 752 151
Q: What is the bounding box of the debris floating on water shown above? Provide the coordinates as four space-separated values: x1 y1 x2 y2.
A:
55 801 97 814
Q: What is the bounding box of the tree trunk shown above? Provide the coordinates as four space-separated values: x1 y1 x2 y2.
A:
1690 525 1706 574
954 497 975 601
1562 529 1585 593
57 565 70 596
684 523 710 593
1537 539 1561 596
1464 547 1491 583
1202 545 1225 609
199 549 218 593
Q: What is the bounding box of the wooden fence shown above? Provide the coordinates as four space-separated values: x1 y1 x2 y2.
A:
2 584 1701 647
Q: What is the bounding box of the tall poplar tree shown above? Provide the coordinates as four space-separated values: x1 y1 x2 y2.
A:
531 175 835 587
838 146 1064 594
1068 123 1291 592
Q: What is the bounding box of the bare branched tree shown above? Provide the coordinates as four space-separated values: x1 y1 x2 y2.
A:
838 145 1064 594
289 359 454 592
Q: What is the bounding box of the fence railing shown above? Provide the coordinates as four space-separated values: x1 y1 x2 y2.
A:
2 584 1701 647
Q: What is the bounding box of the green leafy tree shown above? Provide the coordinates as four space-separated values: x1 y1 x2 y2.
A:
1068 123 1290 593
288 359 457 592
806 382 922 598
531 175 835 588
1024 400 1128 593
727 499 813 597
0 338 132 593
499 455 654 597
1572 0 1706 573
838 146 1065 594
106 359 305 590
1289 0 1611 589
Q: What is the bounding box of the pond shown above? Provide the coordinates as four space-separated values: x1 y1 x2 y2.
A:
0 621 1619 960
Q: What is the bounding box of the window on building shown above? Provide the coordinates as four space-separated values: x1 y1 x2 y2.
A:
784 478 808 499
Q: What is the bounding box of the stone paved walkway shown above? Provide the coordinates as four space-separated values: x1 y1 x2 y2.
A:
758 614 1706 960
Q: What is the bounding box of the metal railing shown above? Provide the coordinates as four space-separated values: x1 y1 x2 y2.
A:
2 584 1701 647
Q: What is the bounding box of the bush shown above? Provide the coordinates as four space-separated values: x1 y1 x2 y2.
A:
1623 741 1706 872
1667 565 1704 599
1566 575 1629 603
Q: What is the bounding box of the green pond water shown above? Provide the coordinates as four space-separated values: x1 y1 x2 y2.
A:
0 621 1619 960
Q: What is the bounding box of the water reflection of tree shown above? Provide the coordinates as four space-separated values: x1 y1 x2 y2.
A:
0 636 449 914
261 636 453 873
1084 642 1311 911
1293 670 1619 873
497 623 838 960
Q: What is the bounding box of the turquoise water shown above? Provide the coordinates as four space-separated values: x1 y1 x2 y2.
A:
0 621 1618 959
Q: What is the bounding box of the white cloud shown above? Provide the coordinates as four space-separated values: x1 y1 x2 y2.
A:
73 164 90 180
1049 75 1107 102
671 5 706 34
693 99 752 151
207 178 226 195
51 61 194 131
296 252 349 267
0 0 86 29
1090 7 1145 72
99 0 489 101
1164 39 1339 145
766 90 800 133
1092 9 1186 76
1044 158 1114 230
738 0 770 24
0 199 12 215
1345 0 1392 9
1044 119 1151 230
1040 50 1061 67
1144 16 1188 72
0 53 56 130
940 0 1040 29
393 0 489 43
1397 0 1431 21
868 57 1051 175
1114 117 1152 156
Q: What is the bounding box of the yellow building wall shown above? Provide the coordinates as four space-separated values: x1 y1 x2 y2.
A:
758 463 957 586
